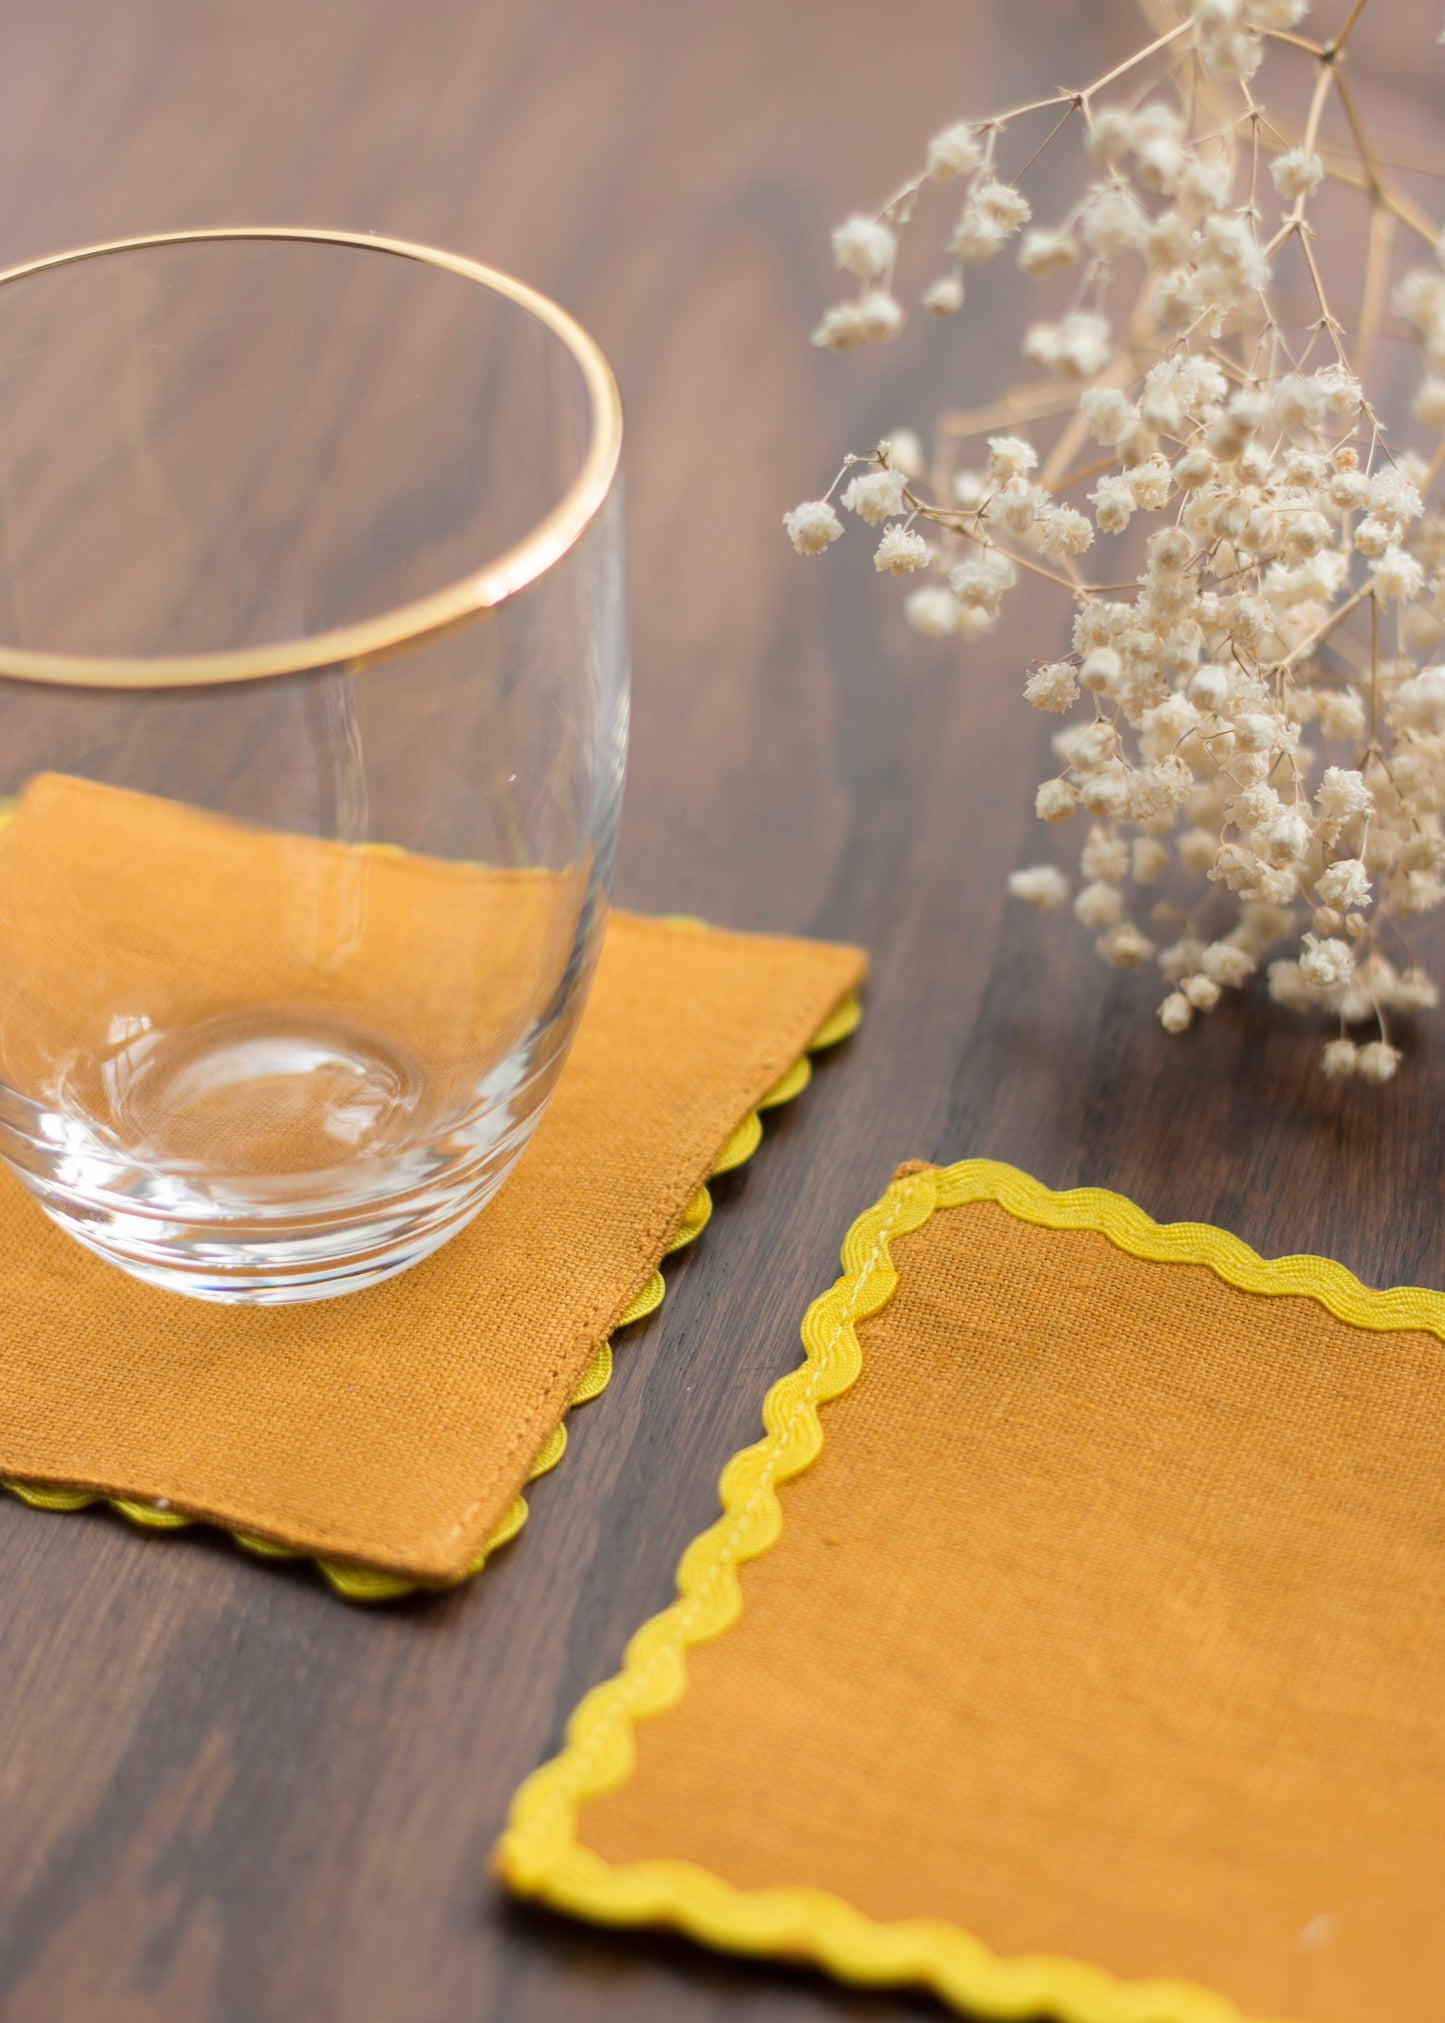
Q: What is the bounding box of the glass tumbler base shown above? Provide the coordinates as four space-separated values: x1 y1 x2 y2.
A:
4 1006 544 1303
36 1189 494 1304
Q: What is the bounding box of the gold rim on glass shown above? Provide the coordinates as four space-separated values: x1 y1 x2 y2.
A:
0 226 624 689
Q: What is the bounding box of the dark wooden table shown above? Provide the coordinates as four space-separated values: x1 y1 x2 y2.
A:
0 4 1440 2017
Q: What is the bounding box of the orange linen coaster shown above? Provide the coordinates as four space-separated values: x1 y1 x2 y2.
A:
0 783 864 1602
499 1158 1445 2023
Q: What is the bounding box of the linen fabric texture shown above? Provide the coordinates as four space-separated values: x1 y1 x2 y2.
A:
0 777 864 1582
518 1162 1445 2023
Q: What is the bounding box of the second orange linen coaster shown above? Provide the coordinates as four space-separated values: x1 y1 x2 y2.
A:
0 908 863 1599
499 1159 1445 2023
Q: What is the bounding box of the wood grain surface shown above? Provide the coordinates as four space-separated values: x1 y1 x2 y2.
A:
0 4 1440 2019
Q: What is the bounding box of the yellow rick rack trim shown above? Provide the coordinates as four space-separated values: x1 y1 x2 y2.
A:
495 1155 1445 2023
1 990 861 1605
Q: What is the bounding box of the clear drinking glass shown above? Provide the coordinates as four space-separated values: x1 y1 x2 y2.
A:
0 229 627 1303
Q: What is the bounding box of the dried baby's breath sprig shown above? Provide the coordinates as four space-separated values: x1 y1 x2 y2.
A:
787 0 1445 1083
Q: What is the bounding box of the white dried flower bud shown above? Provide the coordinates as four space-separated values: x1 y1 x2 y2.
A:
954 603 999 640
903 585 959 638
1085 108 1133 166
1151 269 1202 328
1127 455 1173 510
951 208 1007 264
986 476 1043 537
1159 991 1193 1033
874 524 930 574
950 547 1017 612
1140 377 1185 441
857 291 904 342
880 429 925 479
1395 870 1445 915
1356 1040 1402 1084
1321 1038 1358 1079
1414 376 1445 427
1178 828 1220 875
1353 514 1391 559
1327 466 1369 511
832 214 896 279
1221 592 1274 653
1229 782 1282 831
1018 228 1079 276
1074 879 1124 927
986 435 1038 481
1159 611 1203 663
1228 753 1273 793
811 303 868 351
1316 690 1367 742
1403 609 1445 660
1270 146 1324 200
923 273 965 315
1202 940 1256 987
1024 311 1111 379
973 179 1030 232
926 122 983 180
1008 864 1069 910
1023 661 1079 712
1314 906 1343 936
1397 834 1445 875
1091 474 1135 534
1213 842 1268 893
1372 546 1426 601
1367 469 1422 530
1207 389 1268 461
1056 717 1117 773
1204 28 1265 83
1391 667 1445 734
1188 664 1232 712
1037 777 1079 824
1148 527 1193 575
1133 108 1186 193
1181 972 1221 1011
1233 711 1280 753
1268 959 1316 1010
784 500 844 555
1279 510 1330 563
1175 155 1232 220
842 467 910 524
1079 387 1138 447
1241 504 1277 555
1203 211 1271 292
1257 809 1311 868
1131 757 1193 817
1159 936 1206 982
1395 263 1445 335
1393 967 1439 1011
1081 826 1130 882
1132 836 1170 884
1081 186 1145 257
1315 365 1363 415
1272 373 1327 435
1300 933 1354 992
1315 767 1374 823
1080 769 1132 818
1316 858 1371 911
1072 604 1123 656
1097 921 1156 968
1173 446 1216 491
1034 505 1094 557
1080 647 1122 695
